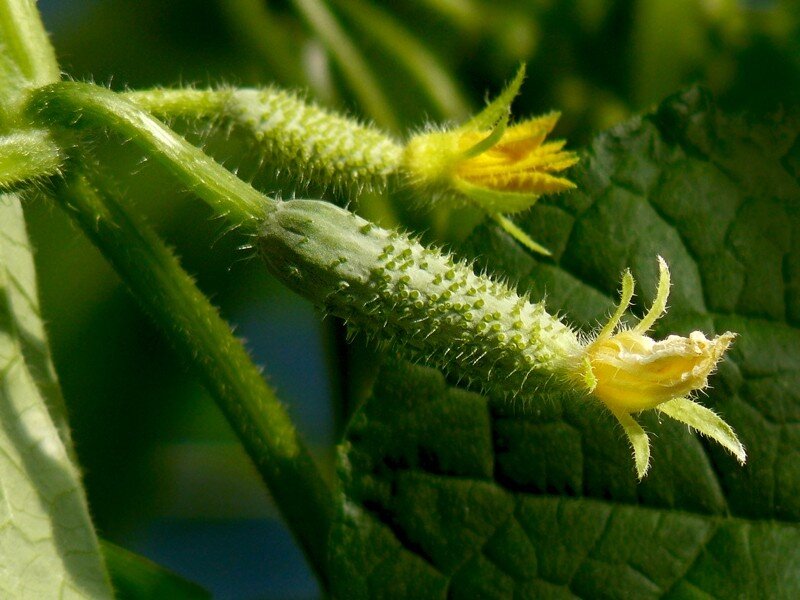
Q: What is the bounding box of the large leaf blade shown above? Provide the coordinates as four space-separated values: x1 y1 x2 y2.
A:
333 360 800 598
470 87 800 518
0 193 112 599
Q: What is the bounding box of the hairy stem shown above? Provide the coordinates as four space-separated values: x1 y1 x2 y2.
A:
123 88 231 119
0 0 63 183
27 82 270 227
0 129 63 188
55 168 334 589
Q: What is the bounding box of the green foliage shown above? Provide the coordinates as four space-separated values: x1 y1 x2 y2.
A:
330 88 800 598
0 193 112 599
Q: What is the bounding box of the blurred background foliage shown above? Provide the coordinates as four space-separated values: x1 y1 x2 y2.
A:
27 0 800 597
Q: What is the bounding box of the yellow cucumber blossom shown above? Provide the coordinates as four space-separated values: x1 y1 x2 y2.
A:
585 257 746 479
401 64 578 255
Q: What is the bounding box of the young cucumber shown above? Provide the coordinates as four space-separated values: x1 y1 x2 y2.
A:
258 199 589 402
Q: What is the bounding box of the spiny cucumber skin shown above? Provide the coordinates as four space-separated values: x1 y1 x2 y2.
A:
259 200 586 402
229 89 403 195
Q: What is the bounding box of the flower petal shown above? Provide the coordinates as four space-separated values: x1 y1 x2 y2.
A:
588 330 736 412
657 397 746 464
498 112 561 146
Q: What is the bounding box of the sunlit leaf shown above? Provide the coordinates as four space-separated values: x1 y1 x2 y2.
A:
0 193 113 598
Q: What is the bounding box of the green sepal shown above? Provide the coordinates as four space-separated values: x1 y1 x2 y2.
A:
458 63 526 132
657 397 746 464
611 409 651 479
453 178 540 213
461 115 509 159
596 269 635 341
490 213 551 257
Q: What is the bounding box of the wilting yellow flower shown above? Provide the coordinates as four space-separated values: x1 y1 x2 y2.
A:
590 330 736 413
585 257 746 479
401 64 578 255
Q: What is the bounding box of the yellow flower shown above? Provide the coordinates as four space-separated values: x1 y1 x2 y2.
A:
401 64 578 255
585 257 746 479
590 330 736 413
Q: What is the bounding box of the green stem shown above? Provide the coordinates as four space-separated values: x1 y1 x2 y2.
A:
27 82 270 227
122 88 231 119
291 0 400 131
0 128 63 188
55 167 334 589
0 0 60 89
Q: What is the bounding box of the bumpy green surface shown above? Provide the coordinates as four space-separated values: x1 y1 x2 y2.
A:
329 88 800 598
0 193 112 599
260 199 584 403
231 88 403 194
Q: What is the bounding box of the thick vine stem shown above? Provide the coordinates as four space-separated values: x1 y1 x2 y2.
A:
55 169 334 589
25 82 272 227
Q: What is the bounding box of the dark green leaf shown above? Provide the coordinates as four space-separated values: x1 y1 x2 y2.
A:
330 88 800 598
